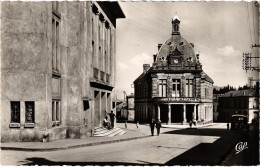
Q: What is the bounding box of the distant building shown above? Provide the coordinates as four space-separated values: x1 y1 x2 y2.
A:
0 2 125 142
218 89 258 123
213 94 223 122
127 93 135 121
116 101 127 120
116 94 135 121
134 16 214 124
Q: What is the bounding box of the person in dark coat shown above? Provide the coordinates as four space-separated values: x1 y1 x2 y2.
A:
156 118 161 136
189 121 192 128
106 110 116 129
150 118 155 136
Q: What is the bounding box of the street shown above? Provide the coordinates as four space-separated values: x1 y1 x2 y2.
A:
1 123 258 166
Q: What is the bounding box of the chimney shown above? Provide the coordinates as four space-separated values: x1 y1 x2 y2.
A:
158 44 162 51
153 54 157 63
143 64 150 73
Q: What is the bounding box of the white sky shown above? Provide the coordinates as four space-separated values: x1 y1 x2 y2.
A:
115 2 258 100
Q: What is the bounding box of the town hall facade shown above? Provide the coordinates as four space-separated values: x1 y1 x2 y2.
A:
134 16 214 124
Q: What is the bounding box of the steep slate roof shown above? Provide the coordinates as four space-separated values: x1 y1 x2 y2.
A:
134 67 151 83
155 35 198 67
221 89 256 97
201 71 214 84
134 17 214 84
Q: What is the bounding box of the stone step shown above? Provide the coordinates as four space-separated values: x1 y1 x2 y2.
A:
118 130 126 136
107 129 124 137
94 128 109 133
94 128 120 135
93 127 126 137
94 128 119 137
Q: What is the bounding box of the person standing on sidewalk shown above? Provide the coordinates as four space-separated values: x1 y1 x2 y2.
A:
136 121 140 130
189 121 192 128
106 110 116 129
150 118 155 136
156 118 161 136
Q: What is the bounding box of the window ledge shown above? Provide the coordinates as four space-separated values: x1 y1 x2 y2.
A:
9 123 21 128
24 123 35 128
52 71 61 78
52 121 60 126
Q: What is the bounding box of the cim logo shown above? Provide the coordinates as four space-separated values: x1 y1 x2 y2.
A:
235 142 248 154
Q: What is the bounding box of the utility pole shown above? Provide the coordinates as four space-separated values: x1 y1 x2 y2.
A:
242 53 260 72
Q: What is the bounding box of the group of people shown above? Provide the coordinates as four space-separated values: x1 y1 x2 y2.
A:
103 110 116 130
149 118 161 136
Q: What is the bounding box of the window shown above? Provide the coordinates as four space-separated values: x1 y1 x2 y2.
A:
11 101 20 123
83 100 89 111
105 51 107 72
93 68 99 79
172 79 180 97
98 25 101 43
112 102 116 109
106 74 110 83
52 2 61 127
100 71 105 81
186 79 193 97
52 76 61 126
52 14 60 72
52 100 60 124
25 102 34 123
159 79 167 97
52 1 59 13
205 107 207 120
92 40 94 59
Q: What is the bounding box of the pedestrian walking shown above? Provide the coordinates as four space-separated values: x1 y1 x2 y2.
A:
136 121 140 130
125 121 127 128
189 121 192 128
156 118 161 136
193 120 197 126
106 110 116 129
150 118 155 136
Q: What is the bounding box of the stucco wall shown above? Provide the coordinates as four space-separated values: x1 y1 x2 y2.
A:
1 1 118 142
1 2 50 142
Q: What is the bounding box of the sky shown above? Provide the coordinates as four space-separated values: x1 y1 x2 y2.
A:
115 2 259 100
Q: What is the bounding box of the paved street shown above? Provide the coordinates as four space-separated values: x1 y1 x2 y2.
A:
221 124 259 166
0 123 254 166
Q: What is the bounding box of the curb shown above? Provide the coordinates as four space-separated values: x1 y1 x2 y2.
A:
0 135 150 152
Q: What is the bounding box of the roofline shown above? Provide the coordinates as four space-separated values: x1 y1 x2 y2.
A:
97 2 125 18
97 2 125 28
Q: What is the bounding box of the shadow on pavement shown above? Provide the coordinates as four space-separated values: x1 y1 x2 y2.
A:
20 157 161 166
163 128 228 137
164 128 249 166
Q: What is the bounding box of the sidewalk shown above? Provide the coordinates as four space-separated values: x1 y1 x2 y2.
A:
0 122 224 152
0 127 150 152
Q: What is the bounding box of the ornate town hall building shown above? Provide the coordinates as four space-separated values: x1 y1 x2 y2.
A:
134 16 214 124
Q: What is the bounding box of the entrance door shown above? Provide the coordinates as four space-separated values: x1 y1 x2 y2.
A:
94 91 100 127
171 105 183 123
186 105 193 122
160 104 168 123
